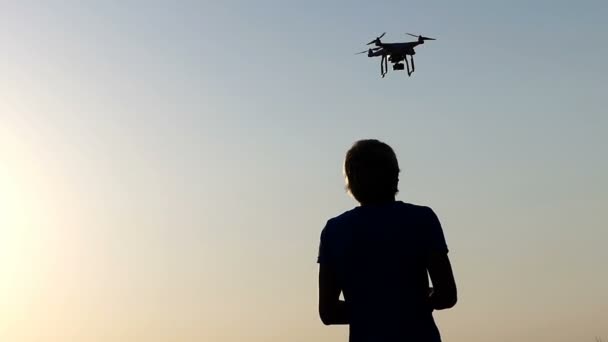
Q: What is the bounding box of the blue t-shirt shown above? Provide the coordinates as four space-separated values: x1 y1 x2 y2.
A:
317 201 448 342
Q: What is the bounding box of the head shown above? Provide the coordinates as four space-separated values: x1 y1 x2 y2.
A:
343 139 400 205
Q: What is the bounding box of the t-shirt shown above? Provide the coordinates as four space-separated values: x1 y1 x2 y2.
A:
317 201 448 342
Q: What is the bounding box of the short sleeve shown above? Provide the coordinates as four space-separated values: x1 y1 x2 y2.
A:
424 207 449 254
317 221 333 264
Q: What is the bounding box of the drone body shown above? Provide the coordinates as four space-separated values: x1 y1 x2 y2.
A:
356 33 436 78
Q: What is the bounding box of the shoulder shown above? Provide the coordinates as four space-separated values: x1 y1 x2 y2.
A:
324 207 359 228
318 208 359 263
321 207 359 237
396 201 436 217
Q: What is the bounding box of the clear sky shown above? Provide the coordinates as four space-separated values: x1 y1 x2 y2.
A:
1 1 607 341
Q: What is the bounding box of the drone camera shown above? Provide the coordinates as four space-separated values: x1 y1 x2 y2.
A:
393 63 405 71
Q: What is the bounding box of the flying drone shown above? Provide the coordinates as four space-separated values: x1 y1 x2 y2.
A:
356 32 436 78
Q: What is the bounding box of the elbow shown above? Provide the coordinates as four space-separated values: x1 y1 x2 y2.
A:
319 306 332 325
444 294 457 309
319 313 332 326
433 291 457 310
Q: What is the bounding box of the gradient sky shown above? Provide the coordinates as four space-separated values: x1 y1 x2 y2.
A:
1 1 607 341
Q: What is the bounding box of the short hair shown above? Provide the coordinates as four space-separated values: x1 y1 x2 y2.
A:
344 139 400 204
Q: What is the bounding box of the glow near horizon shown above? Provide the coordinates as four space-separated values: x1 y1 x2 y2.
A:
1 1 607 341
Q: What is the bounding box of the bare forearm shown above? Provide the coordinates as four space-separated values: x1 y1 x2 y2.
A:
427 253 458 310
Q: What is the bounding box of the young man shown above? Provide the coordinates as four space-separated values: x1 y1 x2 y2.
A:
317 139 457 342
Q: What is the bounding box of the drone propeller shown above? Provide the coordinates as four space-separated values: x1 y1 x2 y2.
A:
355 47 382 55
407 33 436 40
366 32 386 45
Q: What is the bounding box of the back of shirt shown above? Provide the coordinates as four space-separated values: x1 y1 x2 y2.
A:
317 201 449 342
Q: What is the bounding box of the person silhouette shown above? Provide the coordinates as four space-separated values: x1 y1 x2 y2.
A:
317 139 457 342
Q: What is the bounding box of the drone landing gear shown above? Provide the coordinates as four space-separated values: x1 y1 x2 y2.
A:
380 55 388 78
405 56 415 76
379 55 416 78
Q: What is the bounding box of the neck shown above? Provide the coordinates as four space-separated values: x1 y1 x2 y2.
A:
360 197 395 206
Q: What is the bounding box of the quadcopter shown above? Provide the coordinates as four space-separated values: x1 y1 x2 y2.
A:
356 32 436 78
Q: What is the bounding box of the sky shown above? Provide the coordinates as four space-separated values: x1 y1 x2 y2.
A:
1 1 607 341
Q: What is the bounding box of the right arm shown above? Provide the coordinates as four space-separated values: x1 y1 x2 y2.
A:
424 207 457 310
427 252 457 310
